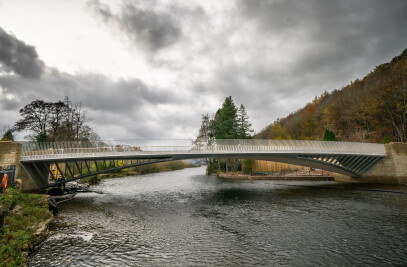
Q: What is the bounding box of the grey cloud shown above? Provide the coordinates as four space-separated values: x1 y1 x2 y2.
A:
0 70 181 112
238 0 407 76
2 0 407 140
120 4 182 51
201 0 407 128
0 27 44 79
90 0 182 52
0 69 193 139
88 0 113 22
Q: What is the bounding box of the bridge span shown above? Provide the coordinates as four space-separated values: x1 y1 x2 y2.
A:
19 139 386 190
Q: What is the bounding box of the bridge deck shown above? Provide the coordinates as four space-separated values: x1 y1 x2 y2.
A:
21 139 386 161
19 140 386 189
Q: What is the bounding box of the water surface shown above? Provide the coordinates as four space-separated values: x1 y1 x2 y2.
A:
29 167 407 266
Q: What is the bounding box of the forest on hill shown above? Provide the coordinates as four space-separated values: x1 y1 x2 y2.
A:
255 48 407 143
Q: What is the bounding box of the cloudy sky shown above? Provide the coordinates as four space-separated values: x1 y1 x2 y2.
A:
0 0 406 140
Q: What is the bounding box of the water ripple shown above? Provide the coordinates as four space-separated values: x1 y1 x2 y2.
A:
29 167 407 266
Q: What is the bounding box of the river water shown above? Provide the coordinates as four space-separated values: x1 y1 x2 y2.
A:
29 166 407 266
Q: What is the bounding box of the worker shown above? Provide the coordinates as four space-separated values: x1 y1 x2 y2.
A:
1 173 8 192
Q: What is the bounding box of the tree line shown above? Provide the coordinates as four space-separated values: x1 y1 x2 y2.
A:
2 97 98 142
256 48 407 143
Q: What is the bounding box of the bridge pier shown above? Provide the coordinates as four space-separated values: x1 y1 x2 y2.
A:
334 142 407 184
0 142 39 192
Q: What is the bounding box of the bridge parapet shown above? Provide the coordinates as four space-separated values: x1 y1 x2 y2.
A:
21 139 386 160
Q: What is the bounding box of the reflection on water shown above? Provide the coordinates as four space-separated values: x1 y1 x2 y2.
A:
29 167 407 266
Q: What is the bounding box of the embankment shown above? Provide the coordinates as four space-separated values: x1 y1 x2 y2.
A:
218 172 333 181
0 188 52 266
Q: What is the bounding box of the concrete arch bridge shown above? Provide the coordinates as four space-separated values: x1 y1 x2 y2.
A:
19 139 387 190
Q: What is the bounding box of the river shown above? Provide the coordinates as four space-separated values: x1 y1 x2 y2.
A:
28 166 407 266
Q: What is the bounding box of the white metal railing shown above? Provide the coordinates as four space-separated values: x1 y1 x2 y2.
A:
20 139 386 160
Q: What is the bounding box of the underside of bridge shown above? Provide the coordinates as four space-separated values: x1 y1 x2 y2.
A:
21 152 384 190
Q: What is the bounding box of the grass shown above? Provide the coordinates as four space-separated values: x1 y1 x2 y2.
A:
0 188 52 267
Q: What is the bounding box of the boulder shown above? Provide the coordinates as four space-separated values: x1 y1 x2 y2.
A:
12 179 23 191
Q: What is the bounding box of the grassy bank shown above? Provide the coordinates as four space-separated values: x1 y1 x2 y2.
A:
0 188 52 266
81 160 200 185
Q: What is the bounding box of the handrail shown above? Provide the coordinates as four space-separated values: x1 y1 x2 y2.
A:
20 139 386 160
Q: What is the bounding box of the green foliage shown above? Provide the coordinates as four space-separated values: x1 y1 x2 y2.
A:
0 188 52 266
323 129 338 141
212 96 240 139
133 161 193 174
193 97 254 174
237 104 254 139
196 96 254 142
207 160 220 174
1 130 14 141
194 97 254 173
36 132 48 143
241 159 255 174
382 135 392 144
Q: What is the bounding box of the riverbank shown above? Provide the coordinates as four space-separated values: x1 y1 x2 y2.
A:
0 188 52 266
218 171 334 181
81 160 200 185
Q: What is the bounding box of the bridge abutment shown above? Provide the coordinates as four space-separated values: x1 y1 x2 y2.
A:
334 142 407 184
0 142 39 192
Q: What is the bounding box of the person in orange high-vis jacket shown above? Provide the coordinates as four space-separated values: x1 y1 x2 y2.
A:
1 173 8 192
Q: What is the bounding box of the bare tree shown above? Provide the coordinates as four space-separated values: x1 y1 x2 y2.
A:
14 97 97 142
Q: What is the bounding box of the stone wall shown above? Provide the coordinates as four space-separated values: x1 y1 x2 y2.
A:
359 142 407 184
0 142 39 192
333 142 407 184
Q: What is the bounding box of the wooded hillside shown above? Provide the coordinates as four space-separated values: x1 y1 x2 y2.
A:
255 48 407 143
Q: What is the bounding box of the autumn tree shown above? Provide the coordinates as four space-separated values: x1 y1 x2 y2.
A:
269 121 291 140
301 104 316 139
378 55 407 142
254 48 407 144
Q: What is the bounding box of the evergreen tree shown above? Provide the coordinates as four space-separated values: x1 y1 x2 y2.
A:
1 130 14 141
36 132 49 142
194 96 254 174
212 96 239 139
323 129 338 141
237 104 254 139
